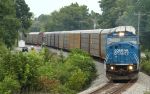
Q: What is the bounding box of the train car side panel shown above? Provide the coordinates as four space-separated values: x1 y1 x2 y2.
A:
68 31 81 49
63 32 70 50
81 33 90 53
51 33 55 47
59 32 64 49
74 33 81 49
69 33 74 49
55 33 59 48
90 31 101 57
44 34 48 46
47 33 51 46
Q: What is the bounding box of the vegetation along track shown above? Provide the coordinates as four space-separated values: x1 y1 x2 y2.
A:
90 80 136 94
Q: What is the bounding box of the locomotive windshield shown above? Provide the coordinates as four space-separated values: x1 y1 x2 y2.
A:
107 36 138 44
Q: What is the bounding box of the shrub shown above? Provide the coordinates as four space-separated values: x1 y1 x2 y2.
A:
0 75 20 94
37 48 97 93
0 44 20 94
0 45 97 93
66 49 97 84
141 60 150 75
0 46 43 92
65 69 87 91
141 51 150 75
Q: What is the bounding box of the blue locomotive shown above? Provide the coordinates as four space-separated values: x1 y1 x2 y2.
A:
105 26 140 80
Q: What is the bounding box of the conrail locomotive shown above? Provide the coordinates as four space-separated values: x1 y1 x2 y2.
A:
25 26 140 80
105 26 140 80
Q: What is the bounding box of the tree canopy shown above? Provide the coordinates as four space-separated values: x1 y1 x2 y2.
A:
0 0 32 48
29 3 100 32
15 0 32 31
99 0 150 49
0 0 20 48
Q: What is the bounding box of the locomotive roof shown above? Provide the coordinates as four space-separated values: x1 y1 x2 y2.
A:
115 26 136 34
28 32 39 34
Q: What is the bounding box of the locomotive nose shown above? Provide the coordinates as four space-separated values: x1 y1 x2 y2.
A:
107 42 138 64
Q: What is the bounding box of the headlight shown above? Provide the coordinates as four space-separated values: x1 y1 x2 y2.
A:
119 32 124 37
110 66 114 70
128 65 133 71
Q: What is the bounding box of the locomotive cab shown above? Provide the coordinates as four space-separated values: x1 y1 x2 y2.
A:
105 29 140 80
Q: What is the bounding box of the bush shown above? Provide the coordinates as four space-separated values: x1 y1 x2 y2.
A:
141 50 150 75
65 69 88 91
0 46 97 93
141 60 150 75
66 49 96 84
37 48 97 93
0 45 21 94
0 75 20 94
0 45 43 93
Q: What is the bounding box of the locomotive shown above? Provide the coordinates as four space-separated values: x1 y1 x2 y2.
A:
105 26 140 80
25 26 140 80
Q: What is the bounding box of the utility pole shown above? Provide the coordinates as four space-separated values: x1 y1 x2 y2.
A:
134 12 145 44
93 18 97 29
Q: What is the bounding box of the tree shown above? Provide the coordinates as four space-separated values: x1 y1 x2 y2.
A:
98 0 150 50
56 3 92 30
38 14 50 32
15 0 32 34
115 0 137 26
29 19 41 32
89 11 101 29
30 3 94 32
0 0 20 48
98 0 118 28
98 0 138 28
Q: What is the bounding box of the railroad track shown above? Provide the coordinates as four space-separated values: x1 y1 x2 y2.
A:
90 80 136 94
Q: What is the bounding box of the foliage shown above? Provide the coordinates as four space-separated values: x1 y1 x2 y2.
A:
141 32 150 50
15 0 32 33
99 0 118 28
67 49 96 80
0 45 21 94
141 60 150 75
0 44 96 94
98 0 150 50
0 0 32 48
28 19 41 32
0 75 20 94
39 47 62 63
0 0 20 48
38 48 96 93
0 45 43 93
65 69 88 91
29 3 100 32
141 50 150 75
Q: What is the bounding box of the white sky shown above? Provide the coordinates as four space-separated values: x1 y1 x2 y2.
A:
24 0 102 17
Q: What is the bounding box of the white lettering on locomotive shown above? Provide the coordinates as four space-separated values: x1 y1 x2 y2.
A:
114 49 129 55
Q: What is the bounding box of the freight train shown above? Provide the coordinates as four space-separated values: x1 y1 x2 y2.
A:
25 26 140 80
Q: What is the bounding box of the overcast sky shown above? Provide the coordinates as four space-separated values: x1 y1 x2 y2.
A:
25 0 102 17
